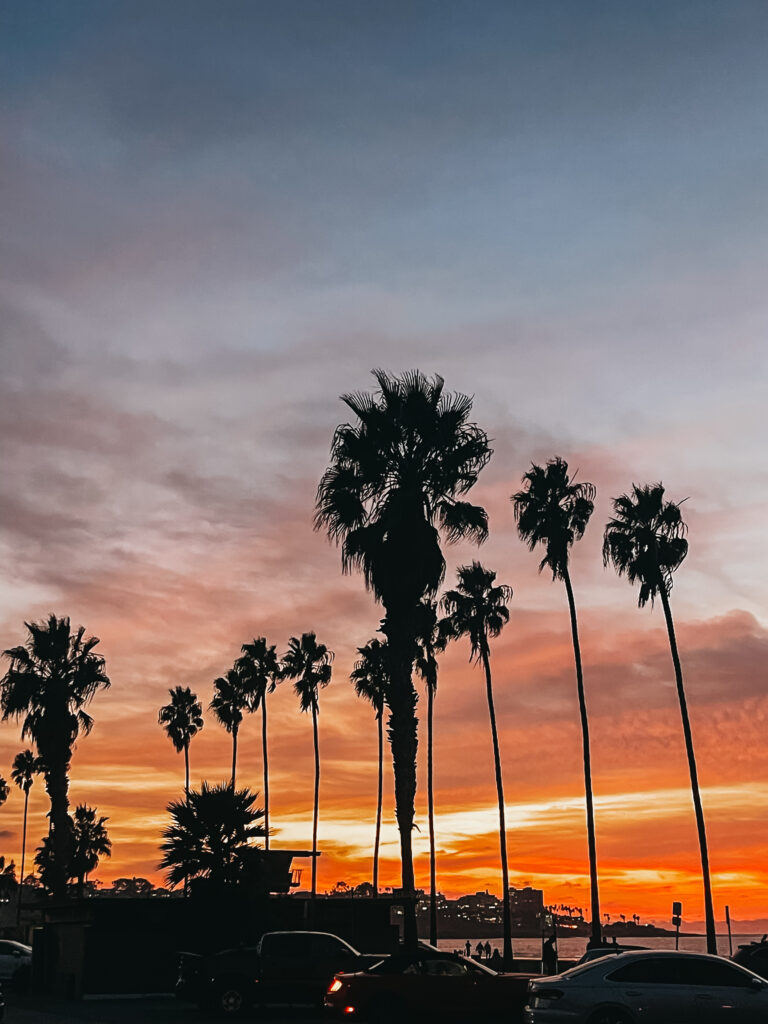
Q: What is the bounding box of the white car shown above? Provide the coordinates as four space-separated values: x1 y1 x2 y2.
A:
0 940 31 983
525 949 768 1023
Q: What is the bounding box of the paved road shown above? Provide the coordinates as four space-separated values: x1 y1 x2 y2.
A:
5 995 323 1024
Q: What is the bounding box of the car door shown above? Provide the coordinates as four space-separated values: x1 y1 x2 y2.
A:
416 957 475 1018
676 956 768 1023
0 942 15 981
606 956 695 1022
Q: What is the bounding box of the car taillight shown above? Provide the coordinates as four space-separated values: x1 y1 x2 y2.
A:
328 978 344 993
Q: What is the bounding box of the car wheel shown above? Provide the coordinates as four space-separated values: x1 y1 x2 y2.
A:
214 980 249 1017
587 1008 633 1024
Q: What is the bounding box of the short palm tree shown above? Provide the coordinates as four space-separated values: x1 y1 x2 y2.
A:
442 562 514 967
282 632 333 897
414 601 450 947
237 637 281 851
11 750 42 923
0 777 7 807
350 638 388 896
158 686 204 800
210 668 249 788
512 457 602 946
70 804 111 898
603 483 717 954
160 782 266 889
1 615 110 898
315 370 490 943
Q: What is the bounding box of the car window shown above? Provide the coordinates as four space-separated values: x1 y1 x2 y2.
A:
0 942 10 955
264 934 312 958
677 959 754 988
422 959 469 977
609 958 681 984
312 935 353 958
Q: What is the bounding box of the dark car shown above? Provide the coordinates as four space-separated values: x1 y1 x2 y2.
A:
733 936 768 980
324 949 532 1022
177 930 384 1016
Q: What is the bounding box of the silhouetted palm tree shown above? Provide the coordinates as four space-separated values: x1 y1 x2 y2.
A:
0 777 7 807
442 562 514 967
350 638 388 896
315 370 490 942
237 637 281 851
1 615 110 897
11 750 41 923
282 632 333 897
160 782 266 889
414 601 450 947
512 457 602 946
158 686 204 800
603 483 717 955
210 668 249 788
70 804 111 898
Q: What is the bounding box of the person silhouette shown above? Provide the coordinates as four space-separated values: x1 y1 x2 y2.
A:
542 935 557 975
465 940 471 957
484 941 492 960
475 941 484 959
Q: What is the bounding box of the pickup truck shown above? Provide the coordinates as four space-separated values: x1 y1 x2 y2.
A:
176 929 386 1016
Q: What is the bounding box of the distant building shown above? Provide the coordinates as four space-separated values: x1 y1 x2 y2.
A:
455 890 503 925
508 885 544 928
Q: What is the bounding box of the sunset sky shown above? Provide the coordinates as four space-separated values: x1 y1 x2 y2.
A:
2 1 767 926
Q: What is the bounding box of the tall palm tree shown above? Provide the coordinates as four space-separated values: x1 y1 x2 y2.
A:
1 615 110 898
413 601 450 947
315 370 490 943
160 782 266 890
442 562 514 967
350 638 388 896
70 804 111 898
158 686 204 800
237 637 281 851
512 457 602 946
282 632 333 897
210 668 249 788
11 749 41 923
603 482 717 954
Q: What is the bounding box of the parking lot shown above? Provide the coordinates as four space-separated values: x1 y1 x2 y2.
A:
5 995 323 1024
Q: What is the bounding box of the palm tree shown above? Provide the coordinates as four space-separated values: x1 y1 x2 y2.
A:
158 686 204 800
11 749 41 923
70 804 111 898
0 777 7 807
1 615 110 898
442 562 514 967
315 370 490 943
160 782 266 889
237 637 281 851
413 601 450 947
350 638 388 896
603 482 717 954
210 668 249 788
512 457 602 946
282 632 333 897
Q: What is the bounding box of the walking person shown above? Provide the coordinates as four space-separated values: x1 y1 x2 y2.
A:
484 940 492 960
465 940 471 957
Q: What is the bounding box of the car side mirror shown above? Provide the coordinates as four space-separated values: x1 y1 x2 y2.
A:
13 950 22 958
751 977 764 990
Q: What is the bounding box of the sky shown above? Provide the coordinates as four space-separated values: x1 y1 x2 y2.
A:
2 0 767 926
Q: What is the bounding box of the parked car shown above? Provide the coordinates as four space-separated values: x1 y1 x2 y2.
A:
0 941 31 987
325 949 532 1022
525 949 768 1023
733 936 768 980
176 930 385 1016
574 944 648 966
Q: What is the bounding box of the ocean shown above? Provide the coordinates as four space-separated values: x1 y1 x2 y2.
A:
436 934 765 961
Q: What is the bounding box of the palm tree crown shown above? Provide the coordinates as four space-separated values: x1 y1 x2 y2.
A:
158 686 204 753
282 633 333 711
315 369 491 607
602 483 687 605
237 637 281 711
350 638 388 718
71 804 111 892
159 782 266 889
11 750 41 793
441 562 512 659
0 777 7 807
210 668 248 736
512 457 595 579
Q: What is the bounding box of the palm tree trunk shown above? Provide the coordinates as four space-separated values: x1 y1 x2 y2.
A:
16 787 29 926
563 568 602 948
382 616 419 949
427 681 437 947
373 713 383 896
262 696 270 852
480 643 513 969
659 585 717 954
311 699 320 898
184 741 190 801
44 748 73 899
231 724 238 789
